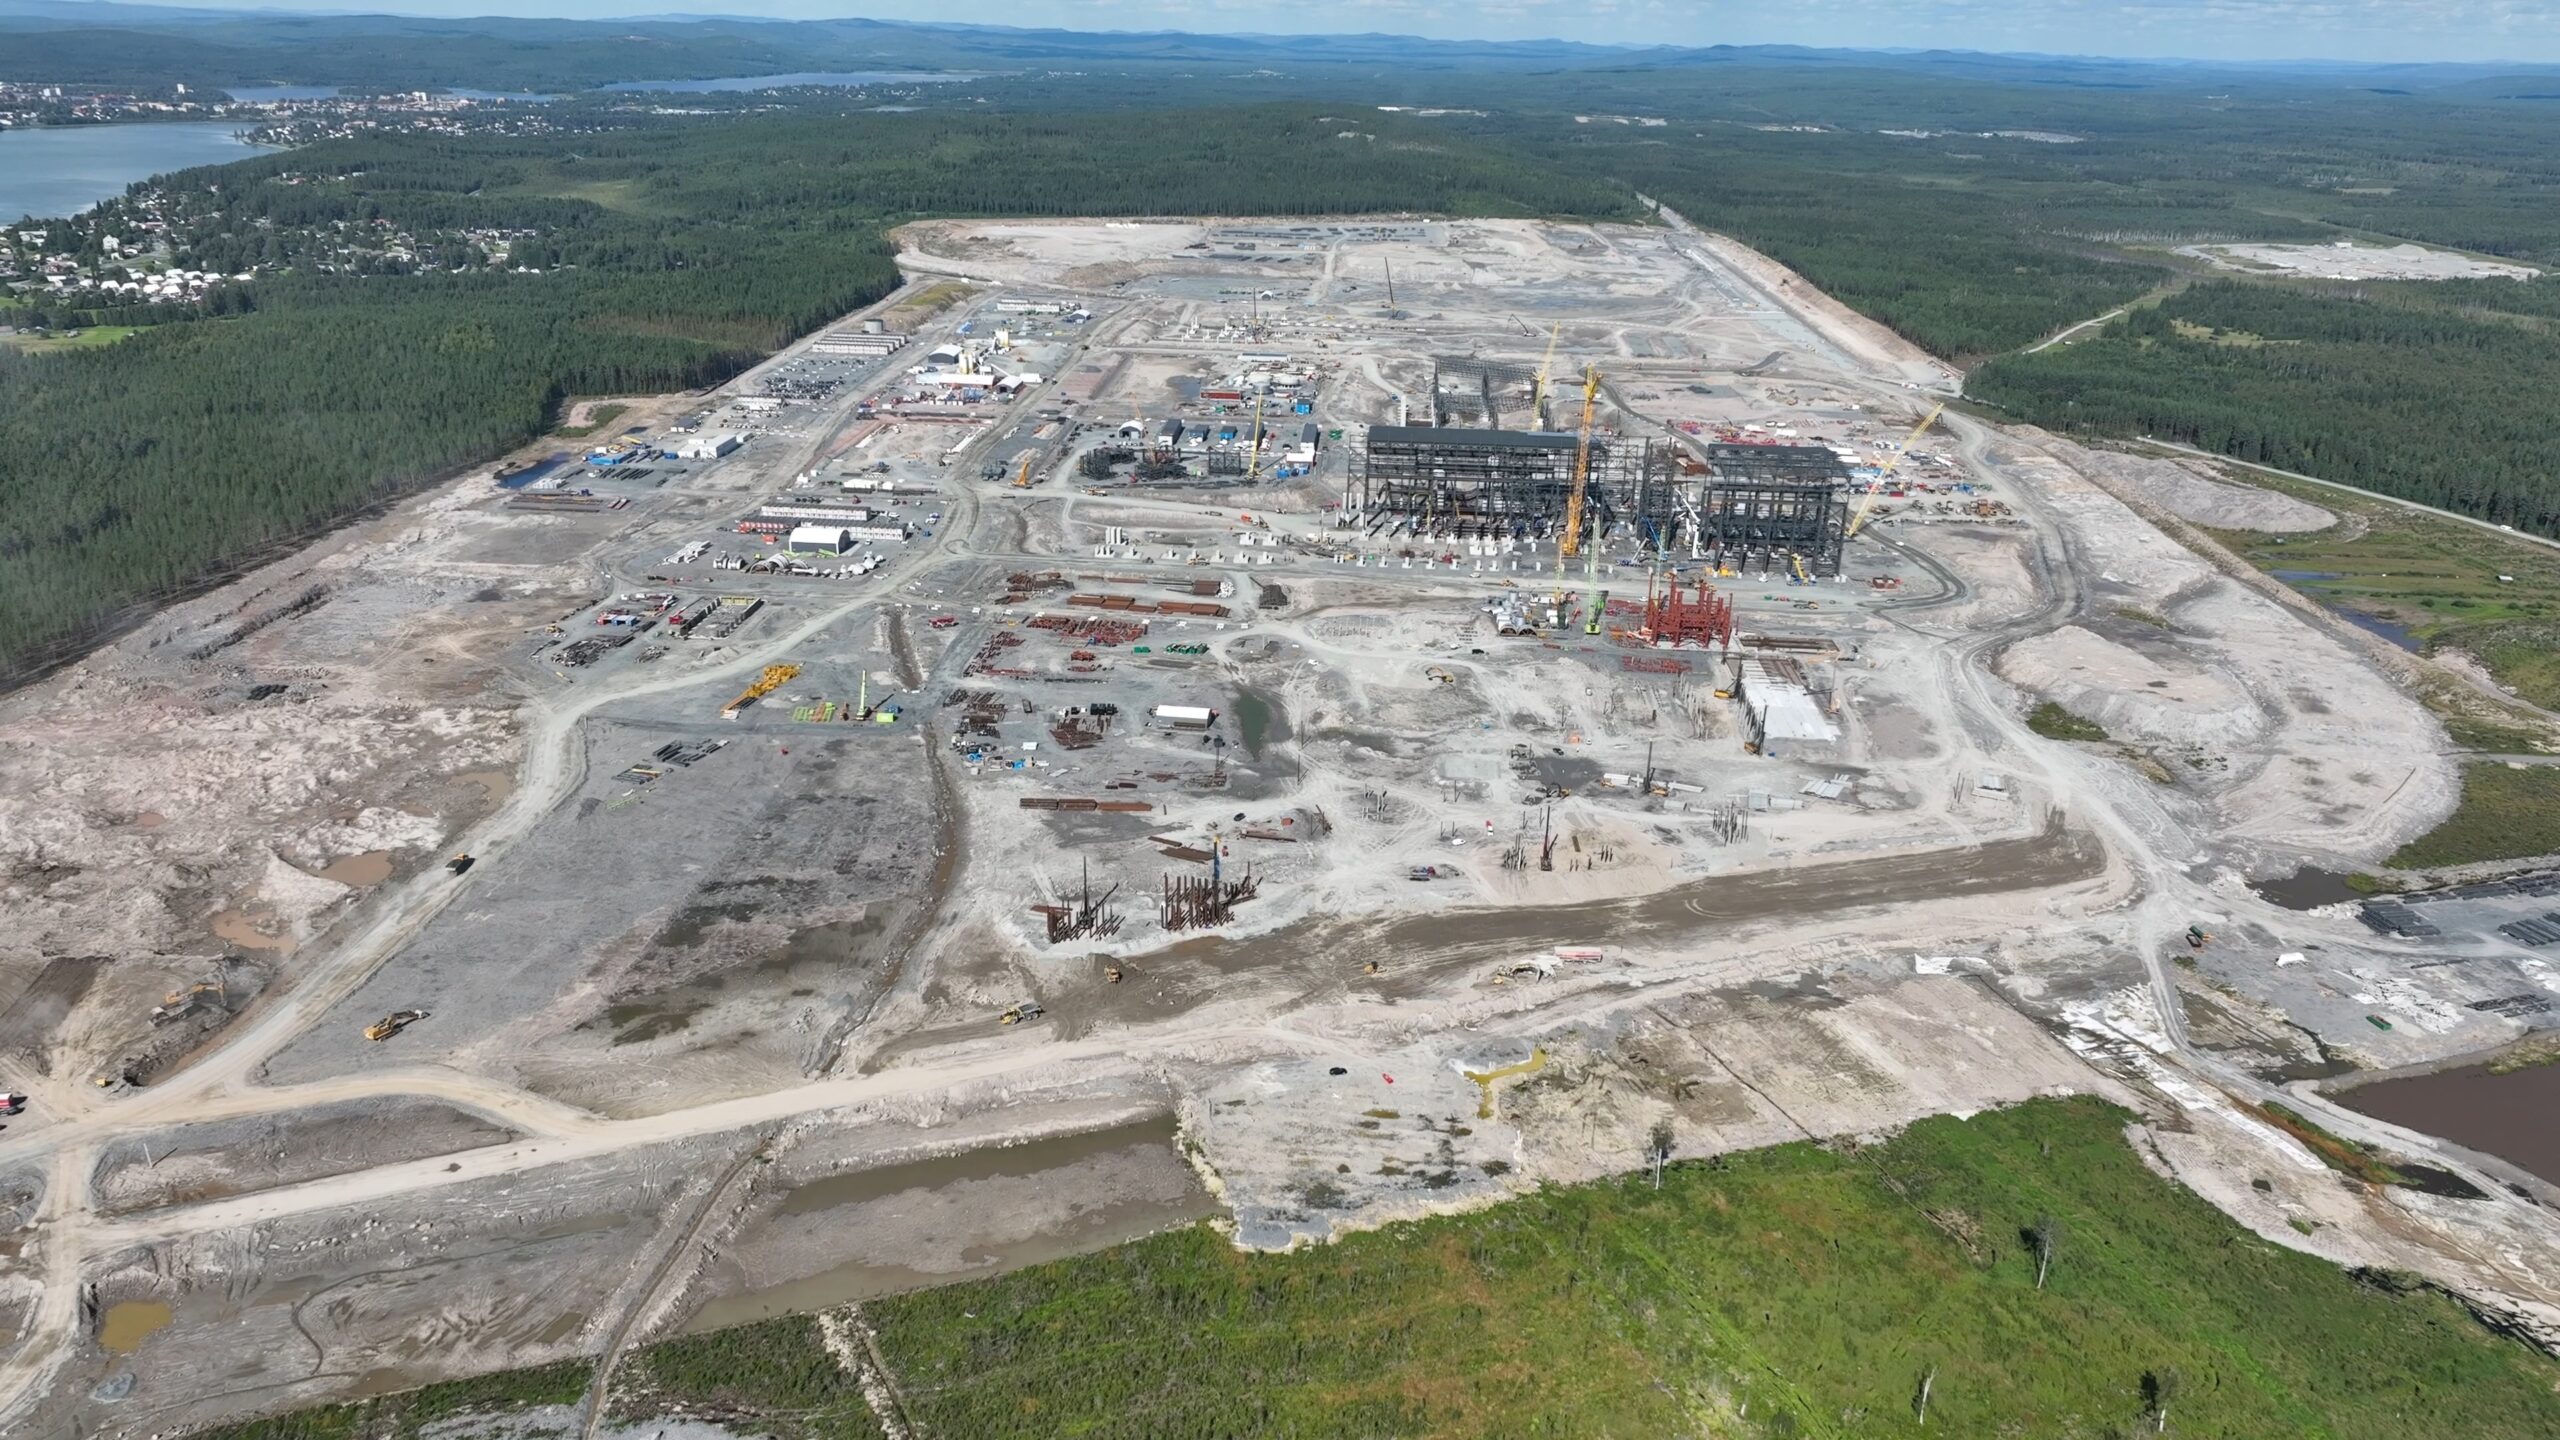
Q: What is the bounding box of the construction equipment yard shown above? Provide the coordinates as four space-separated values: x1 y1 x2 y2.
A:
5 213 2560 1436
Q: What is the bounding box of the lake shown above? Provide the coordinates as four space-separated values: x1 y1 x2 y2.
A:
0 122 264 222
2334 1057 2560 1184
600 71 981 93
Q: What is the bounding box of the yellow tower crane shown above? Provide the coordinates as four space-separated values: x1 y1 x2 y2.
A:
1560 366 1602 562
1552 366 1602 616
1530 323 1561 428
1845 402 1945 539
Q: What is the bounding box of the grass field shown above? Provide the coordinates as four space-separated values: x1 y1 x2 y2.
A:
853 1096 2559 1439
185 1359 588 1440
610 1314 888 1440
175 1098 2560 1440
2027 701 2109 742
554 401 630 439
1 324 142 352
2201 478 2560 713
2389 763 2560 869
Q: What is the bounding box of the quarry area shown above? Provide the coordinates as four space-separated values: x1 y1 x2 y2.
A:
5 213 2560 1437
2177 239 2541 282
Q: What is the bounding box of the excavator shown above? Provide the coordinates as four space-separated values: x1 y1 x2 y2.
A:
149 981 225 1024
1844 402 1946 540
721 663 802 720
364 1009 428 1042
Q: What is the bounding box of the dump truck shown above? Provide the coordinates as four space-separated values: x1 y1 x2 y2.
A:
998 1001 1046 1026
446 853 475 875
364 1009 428 1042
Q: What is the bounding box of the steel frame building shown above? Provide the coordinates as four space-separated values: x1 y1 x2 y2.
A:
1351 427 1849 574
1352 425 1615 543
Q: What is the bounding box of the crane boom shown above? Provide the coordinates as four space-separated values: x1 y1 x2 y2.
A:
1560 366 1601 561
1844 402 1945 539
1531 323 1561 427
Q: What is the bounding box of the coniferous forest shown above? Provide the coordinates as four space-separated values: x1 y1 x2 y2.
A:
0 108 1636 676
12 60 2560 679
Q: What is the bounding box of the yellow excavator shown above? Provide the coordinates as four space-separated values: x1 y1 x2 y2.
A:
364 1009 428 1042
721 663 802 720
1844 402 1946 540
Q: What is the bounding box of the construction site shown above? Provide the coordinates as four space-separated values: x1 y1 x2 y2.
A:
4 212 2560 1437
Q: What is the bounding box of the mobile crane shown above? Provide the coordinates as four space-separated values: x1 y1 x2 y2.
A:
1844 402 1946 539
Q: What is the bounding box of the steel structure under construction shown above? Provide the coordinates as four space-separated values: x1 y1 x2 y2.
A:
1429 356 1541 428
1351 428 1850 575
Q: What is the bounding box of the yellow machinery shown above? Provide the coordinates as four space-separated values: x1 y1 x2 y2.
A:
1244 388 1267 479
1559 367 1602 563
721 663 802 720
364 1009 427 1042
1844 402 1946 539
1552 367 1603 611
1014 454 1033 488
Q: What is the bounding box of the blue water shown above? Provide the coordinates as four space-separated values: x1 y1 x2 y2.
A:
600 72 980 93
2332 606 2422 652
0 122 265 221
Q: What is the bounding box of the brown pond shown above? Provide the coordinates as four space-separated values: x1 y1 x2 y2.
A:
2333 1060 2560 1184
315 850 395 887
98 1300 173 1354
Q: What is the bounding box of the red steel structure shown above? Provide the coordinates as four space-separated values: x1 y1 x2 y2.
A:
1634 574 1734 651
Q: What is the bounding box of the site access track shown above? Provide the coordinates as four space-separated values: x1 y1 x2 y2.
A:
0 228 2534 1438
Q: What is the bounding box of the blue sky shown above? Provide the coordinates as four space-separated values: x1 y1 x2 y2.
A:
141 1 2560 63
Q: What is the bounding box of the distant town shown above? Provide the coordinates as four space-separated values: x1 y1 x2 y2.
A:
0 80 555 134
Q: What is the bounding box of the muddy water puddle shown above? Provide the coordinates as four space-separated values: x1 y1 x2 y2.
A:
1230 686 1289 759
683 1117 1215 1332
456 769 516 807
314 850 395 887
2333 1060 2560 1185
98 1301 172 1354
2250 866 2365 911
210 907 294 954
